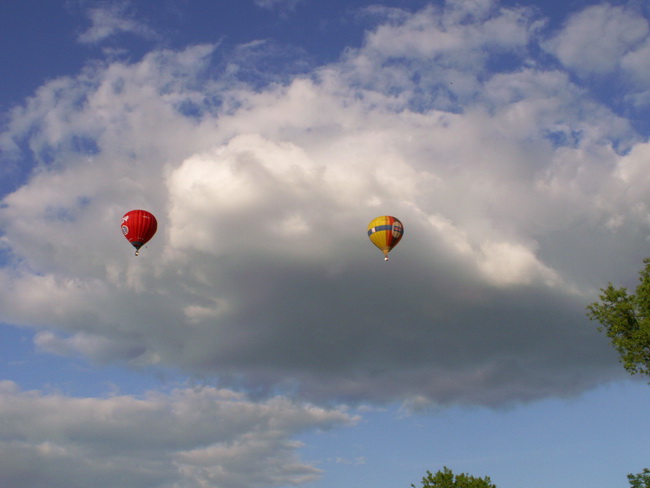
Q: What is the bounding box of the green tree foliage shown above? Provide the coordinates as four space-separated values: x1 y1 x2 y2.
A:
586 258 650 377
629 469 650 488
411 467 496 488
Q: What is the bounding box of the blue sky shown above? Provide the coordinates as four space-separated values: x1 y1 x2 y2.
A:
1 0 650 487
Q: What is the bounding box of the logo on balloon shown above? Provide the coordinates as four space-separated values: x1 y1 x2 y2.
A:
122 225 129 235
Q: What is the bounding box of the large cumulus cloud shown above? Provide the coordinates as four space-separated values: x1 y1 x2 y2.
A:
2 0 649 409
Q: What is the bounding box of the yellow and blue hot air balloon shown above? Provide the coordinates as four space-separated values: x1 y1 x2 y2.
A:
367 216 404 261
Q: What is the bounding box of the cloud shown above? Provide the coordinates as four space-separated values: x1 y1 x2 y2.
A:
543 3 650 108
77 2 159 45
1 2 647 409
0 381 356 488
254 0 303 11
544 4 648 76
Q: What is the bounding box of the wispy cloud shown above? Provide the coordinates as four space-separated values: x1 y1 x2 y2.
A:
77 2 159 45
254 0 303 12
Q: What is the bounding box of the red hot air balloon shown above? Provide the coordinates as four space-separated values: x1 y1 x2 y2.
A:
121 210 158 256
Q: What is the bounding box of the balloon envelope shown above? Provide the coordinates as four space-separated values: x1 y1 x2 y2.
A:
121 210 157 255
367 216 403 260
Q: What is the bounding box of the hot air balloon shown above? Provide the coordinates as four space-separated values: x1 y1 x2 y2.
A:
121 209 157 256
367 216 403 261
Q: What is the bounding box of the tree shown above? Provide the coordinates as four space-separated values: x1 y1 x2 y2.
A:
628 469 650 488
586 258 650 377
411 467 496 488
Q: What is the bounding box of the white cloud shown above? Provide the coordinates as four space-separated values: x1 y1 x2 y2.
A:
254 0 302 11
77 2 159 45
621 39 650 107
0 381 356 488
544 4 650 80
0 3 646 410
359 0 537 73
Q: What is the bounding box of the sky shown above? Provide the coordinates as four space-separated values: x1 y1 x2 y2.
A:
1 0 650 487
